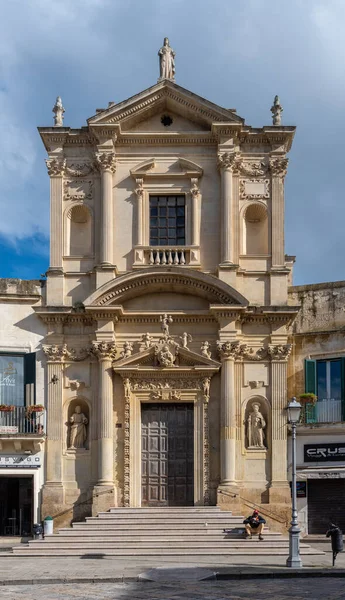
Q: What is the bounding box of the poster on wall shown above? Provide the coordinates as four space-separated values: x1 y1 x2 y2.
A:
0 356 24 405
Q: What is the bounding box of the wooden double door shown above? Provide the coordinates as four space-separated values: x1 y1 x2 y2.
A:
141 403 194 506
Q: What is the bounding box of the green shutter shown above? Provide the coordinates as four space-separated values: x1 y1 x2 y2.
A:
24 352 36 405
305 359 316 394
341 358 345 421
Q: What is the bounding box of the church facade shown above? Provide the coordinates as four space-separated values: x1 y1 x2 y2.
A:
34 40 297 525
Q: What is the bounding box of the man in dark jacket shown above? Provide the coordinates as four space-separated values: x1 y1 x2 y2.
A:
243 509 266 540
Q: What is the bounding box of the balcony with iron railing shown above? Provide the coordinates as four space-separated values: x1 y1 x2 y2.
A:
303 399 344 425
0 406 46 436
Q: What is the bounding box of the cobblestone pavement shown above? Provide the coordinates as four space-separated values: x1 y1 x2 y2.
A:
1 579 345 599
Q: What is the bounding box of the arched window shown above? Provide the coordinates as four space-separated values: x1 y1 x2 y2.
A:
66 205 92 257
243 203 268 255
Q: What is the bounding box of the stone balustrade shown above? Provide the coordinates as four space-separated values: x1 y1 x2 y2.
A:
133 246 200 268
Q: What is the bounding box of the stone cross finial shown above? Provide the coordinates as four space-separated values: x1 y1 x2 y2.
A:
158 37 176 82
271 95 283 126
53 96 65 127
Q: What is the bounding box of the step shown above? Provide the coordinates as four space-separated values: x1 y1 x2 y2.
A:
27 539 296 548
13 547 324 556
108 507 222 513
55 533 281 541
83 517 244 524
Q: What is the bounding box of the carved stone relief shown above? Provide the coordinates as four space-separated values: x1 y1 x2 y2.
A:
239 179 270 199
64 179 93 201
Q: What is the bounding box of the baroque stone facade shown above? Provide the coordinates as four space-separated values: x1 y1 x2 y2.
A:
3 43 306 527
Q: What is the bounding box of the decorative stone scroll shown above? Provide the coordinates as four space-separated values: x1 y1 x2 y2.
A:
217 341 292 362
190 178 200 198
240 161 268 177
217 151 242 173
43 344 89 362
135 178 144 198
268 157 288 178
65 163 96 177
45 158 66 177
95 152 116 173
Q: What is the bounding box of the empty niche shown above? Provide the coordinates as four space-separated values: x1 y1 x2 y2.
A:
243 203 268 255
66 204 92 256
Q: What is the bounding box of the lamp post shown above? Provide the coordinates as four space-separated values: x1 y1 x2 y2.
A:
286 397 303 568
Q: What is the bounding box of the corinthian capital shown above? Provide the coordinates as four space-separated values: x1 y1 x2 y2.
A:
43 343 69 362
45 158 66 177
217 151 242 173
217 340 241 360
269 157 288 178
91 341 117 360
268 344 292 361
95 151 116 173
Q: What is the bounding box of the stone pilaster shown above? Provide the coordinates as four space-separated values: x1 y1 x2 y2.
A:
45 157 65 305
268 343 292 503
269 157 288 268
95 152 116 286
41 345 65 515
135 178 144 246
190 178 201 247
91 341 117 485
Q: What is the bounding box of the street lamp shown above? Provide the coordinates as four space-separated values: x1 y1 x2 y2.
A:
286 397 303 568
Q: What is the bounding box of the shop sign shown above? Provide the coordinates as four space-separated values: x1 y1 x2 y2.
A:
0 426 18 433
0 455 41 468
289 481 307 497
304 443 345 462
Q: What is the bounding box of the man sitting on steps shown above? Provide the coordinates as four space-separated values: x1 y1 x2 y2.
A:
243 509 266 540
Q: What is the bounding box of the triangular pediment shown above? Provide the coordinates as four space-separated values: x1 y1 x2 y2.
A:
88 80 243 131
113 339 220 373
130 157 203 179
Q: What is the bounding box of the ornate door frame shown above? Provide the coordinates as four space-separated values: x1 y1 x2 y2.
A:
120 373 213 507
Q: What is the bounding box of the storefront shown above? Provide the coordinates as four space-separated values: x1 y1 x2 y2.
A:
0 455 43 536
292 436 345 534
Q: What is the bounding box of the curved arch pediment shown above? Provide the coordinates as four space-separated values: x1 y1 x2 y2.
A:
84 267 248 307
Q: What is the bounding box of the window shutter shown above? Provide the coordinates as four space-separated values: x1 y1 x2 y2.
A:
341 358 345 421
24 352 36 405
305 359 316 394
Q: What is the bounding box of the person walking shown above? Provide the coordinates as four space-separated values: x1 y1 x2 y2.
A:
243 509 266 540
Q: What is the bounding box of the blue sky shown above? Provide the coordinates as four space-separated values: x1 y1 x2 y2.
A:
0 0 344 285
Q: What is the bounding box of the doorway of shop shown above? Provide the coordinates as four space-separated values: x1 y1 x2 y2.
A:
0 476 33 536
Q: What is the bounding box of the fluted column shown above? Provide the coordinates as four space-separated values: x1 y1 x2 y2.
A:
95 152 116 266
46 158 65 271
92 342 116 485
217 341 238 486
217 152 241 265
268 343 292 502
269 157 288 268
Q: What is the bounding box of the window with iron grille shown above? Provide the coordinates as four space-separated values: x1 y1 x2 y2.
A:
149 195 185 246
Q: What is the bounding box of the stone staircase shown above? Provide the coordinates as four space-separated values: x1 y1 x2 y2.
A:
13 507 323 557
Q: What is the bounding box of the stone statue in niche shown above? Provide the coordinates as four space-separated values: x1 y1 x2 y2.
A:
69 406 88 449
246 402 266 449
